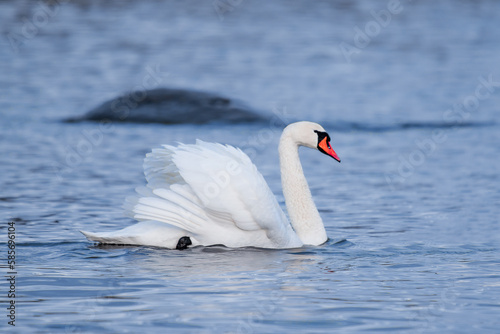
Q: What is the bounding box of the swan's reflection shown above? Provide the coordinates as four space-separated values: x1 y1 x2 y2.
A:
92 242 329 279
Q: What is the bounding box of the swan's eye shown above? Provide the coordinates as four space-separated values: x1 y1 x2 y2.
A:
315 130 340 162
314 130 330 146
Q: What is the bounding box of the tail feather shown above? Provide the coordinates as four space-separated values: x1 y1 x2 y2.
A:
81 221 188 248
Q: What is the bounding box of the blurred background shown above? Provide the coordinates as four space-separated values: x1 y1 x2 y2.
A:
2 0 499 124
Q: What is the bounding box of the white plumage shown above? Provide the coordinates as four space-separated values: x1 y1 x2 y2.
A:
81 121 340 249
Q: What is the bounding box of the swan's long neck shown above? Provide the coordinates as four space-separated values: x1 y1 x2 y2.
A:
279 131 328 246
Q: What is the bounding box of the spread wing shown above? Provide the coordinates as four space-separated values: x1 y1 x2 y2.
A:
125 140 301 248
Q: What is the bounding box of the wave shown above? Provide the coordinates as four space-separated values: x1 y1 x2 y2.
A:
64 88 269 124
324 120 496 133
63 88 495 131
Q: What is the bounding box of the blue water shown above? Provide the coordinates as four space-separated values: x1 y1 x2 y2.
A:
1 0 500 332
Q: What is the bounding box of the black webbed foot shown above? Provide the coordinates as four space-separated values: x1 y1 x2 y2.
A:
176 236 192 250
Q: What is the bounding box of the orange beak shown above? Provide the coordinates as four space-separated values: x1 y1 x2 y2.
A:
318 137 341 162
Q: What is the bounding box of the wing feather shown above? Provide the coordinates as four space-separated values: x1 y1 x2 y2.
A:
172 140 290 235
122 140 301 248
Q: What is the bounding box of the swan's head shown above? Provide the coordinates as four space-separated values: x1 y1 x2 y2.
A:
284 121 341 162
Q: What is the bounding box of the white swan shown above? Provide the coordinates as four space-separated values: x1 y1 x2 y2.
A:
81 121 340 249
